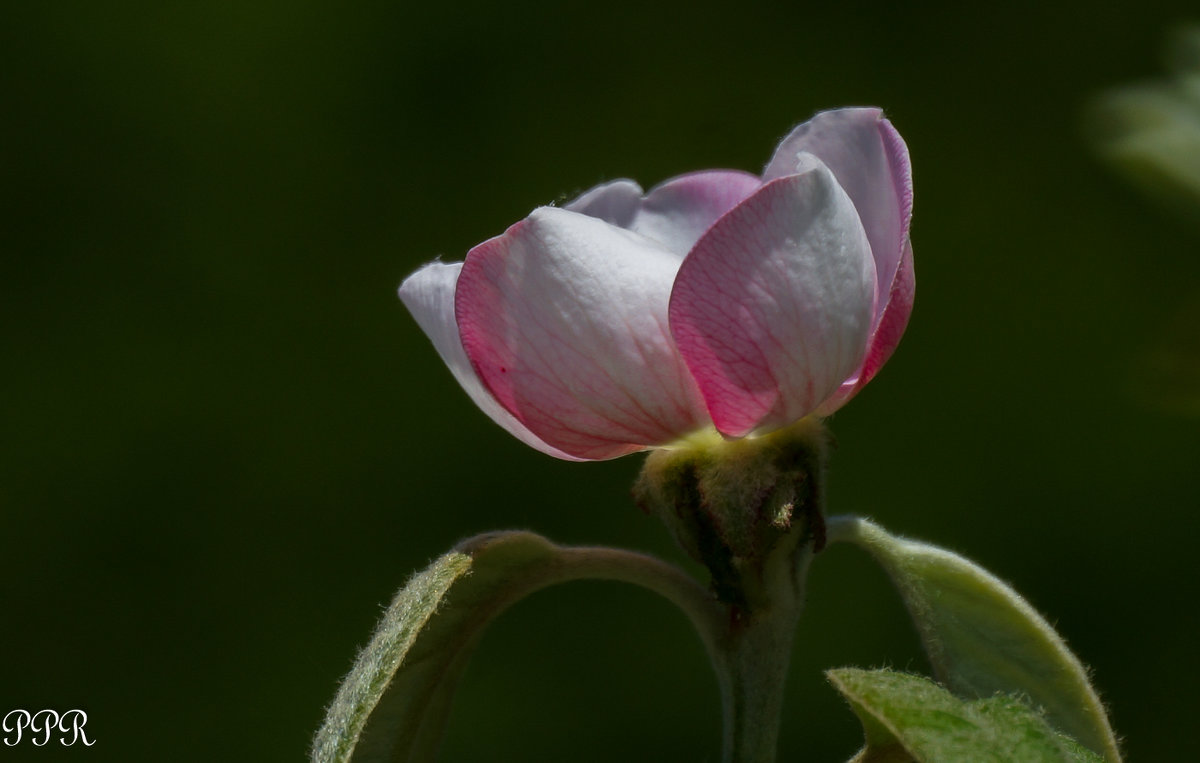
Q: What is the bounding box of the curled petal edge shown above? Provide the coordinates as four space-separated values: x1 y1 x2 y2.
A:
670 157 876 438
455 208 710 460
816 237 914 416
398 261 584 461
765 108 913 337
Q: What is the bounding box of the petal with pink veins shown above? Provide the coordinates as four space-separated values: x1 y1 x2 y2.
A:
398 262 582 460
764 108 912 329
631 170 762 256
564 179 643 229
568 171 762 257
670 156 876 438
816 236 915 415
457 207 710 460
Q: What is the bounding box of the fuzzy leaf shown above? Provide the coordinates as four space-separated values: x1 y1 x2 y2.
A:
828 668 1104 763
311 531 719 762
828 517 1121 762
312 532 566 762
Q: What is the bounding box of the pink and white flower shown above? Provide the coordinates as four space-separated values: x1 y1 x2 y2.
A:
400 108 914 461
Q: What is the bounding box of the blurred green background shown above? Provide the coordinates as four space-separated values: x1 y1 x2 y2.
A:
3 1 1199 760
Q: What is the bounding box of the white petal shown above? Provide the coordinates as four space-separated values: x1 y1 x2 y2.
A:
398 262 582 460
567 172 761 256
764 108 911 324
631 170 762 255
456 208 709 460
564 179 644 228
670 156 876 437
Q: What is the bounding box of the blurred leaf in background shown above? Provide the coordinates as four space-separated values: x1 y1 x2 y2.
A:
1091 25 1200 417
1091 27 1200 224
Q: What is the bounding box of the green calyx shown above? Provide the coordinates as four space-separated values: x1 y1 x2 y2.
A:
633 417 830 608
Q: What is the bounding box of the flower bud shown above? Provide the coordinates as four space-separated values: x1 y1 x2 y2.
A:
633 417 830 607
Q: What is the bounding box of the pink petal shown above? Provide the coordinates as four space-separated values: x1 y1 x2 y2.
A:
564 179 644 229
764 108 913 329
398 262 583 460
567 171 762 256
631 170 762 255
816 237 915 415
669 156 876 438
456 207 710 460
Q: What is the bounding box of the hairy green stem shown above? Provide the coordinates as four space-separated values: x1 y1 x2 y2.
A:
825 513 872 548
712 541 816 762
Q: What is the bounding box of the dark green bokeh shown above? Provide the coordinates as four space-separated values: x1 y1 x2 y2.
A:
2 2 1197 760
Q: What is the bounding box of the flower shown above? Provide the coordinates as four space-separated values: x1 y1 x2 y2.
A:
400 107 913 461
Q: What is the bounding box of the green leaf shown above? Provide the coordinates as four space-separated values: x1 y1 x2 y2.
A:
826 517 1121 762
827 668 1104 763
311 530 721 763
1088 26 1200 229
